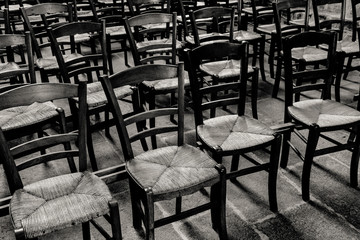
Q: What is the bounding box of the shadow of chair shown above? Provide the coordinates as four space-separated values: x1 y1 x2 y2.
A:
185 41 282 212
0 82 122 240
280 30 360 202
101 63 227 240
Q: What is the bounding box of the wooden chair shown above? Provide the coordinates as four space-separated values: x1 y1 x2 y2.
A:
0 32 35 85
280 30 360 201
47 21 134 171
0 82 122 240
185 41 282 212
127 0 170 15
124 12 189 148
20 3 81 82
314 0 360 102
89 0 130 70
101 63 228 240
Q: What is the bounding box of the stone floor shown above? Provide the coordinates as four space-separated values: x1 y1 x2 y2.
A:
1 49 360 240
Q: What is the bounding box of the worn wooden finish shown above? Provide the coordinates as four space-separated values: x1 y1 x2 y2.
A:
185 41 281 212
281 31 360 202
102 63 227 239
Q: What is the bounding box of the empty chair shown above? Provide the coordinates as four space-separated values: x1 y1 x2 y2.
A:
185 41 282 212
101 63 227 240
0 82 122 239
0 32 35 84
280 31 360 201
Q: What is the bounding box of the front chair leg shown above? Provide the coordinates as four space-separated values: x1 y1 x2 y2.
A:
109 200 122 240
144 188 155 240
82 222 91 240
350 126 360 187
211 164 227 239
302 125 320 202
268 134 281 212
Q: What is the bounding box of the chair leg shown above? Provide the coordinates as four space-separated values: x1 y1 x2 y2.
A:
251 69 259 119
272 55 282 98
230 154 239 183
14 228 27 240
343 55 353 80
87 116 98 171
109 200 122 240
82 222 91 240
350 126 360 187
211 164 227 240
280 129 291 169
269 35 276 79
302 126 320 202
335 53 345 102
258 35 267 82
268 134 281 212
105 109 111 138
129 179 143 229
144 189 155 240
148 93 157 149
175 197 182 214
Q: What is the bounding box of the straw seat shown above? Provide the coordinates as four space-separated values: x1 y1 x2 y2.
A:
198 115 275 152
200 59 255 79
0 101 58 131
35 53 83 71
0 62 21 79
288 99 360 128
127 144 220 199
10 171 112 239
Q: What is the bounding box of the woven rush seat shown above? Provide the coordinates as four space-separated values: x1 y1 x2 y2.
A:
71 81 134 108
57 33 91 44
10 171 112 239
141 72 190 92
185 32 229 45
1 4 32 11
0 62 22 79
136 38 184 53
35 53 83 70
106 25 126 36
0 101 58 131
337 39 359 54
242 6 272 15
200 59 254 80
288 99 360 128
233 30 261 42
291 46 328 62
126 144 220 200
197 115 275 152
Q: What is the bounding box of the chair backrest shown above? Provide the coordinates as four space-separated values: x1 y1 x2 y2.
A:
250 0 274 31
171 0 198 38
282 31 337 121
0 32 35 83
185 41 248 126
47 21 108 84
0 81 87 195
21 3 73 59
272 0 309 52
72 0 97 22
351 0 360 41
312 0 346 41
100 63 185 160
128 0 170 15
189 6 235 46
124 12 177 65
0 8 11 34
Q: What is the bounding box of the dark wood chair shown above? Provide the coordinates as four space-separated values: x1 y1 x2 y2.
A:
271 0 331 99
0 32 35 85
0 82 122 240
101 63 227 240
314 0 360 102
127 0 170 15
47 21 134 171
185 41 282 212
20 3 80 83
280 30 360 201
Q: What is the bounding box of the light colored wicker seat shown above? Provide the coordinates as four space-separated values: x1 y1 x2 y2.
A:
200 59 255 79
0 101 58 131
280 31 360 202
127 145 220 198
10 171 112 239
101 63 228 240
198 115 275 152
